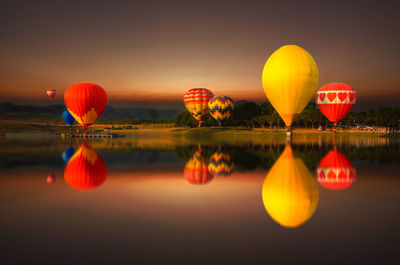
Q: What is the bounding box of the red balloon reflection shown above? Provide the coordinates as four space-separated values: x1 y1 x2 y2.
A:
316 147 356 190
64 144 107 190
47 173 56 184
184 148 213 185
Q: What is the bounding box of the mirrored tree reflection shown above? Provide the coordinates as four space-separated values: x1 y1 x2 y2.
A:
64 143 107 190
184 146 213 185
316 146 356 190
208 147 235 177
262 145 319 228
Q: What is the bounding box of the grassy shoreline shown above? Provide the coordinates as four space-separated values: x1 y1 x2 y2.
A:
1 119 398 137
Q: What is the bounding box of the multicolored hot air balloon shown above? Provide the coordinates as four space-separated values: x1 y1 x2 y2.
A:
64 144 107 190
262 145 319 228
47 173 56 184
184 88 214 127
64 82 107 130
262 45 319 133
316 147 356 190
208 96 234 126
47 89 56 99
208 148 234 177
316 83 357 129
61 109 75 125
184 147 213 185
62 147 75 163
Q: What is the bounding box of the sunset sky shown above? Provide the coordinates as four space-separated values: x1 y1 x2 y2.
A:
0 0 399 109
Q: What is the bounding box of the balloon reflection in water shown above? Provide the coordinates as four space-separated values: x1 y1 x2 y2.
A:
316 147 356 190
64 144 107 190
184 148 213 185
208 148 234 177
62 147 75 163
262 146 319 228
47 173 56 184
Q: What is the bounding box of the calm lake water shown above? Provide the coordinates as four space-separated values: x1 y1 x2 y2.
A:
0 133 399 265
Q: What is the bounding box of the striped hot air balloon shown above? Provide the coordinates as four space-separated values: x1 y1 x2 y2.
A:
184 88 214 127
64 82 107 129
316 147 356 190
208 96 234 126
64 144 107 190
316 83 357 129
184 148 213 185
262 45 319 134
208 148 234 177
262 145 319 228
47 89 56 99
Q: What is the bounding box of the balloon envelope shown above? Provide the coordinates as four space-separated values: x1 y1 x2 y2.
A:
262 45 319 126
64 82 107 128
184 148 213 185
61 109 75 125
208 149 234 177
64 144 107 190
208 96 234 126
316 83 356 126
262 145 319 228
316 147 356 190
184 88 214 126
62 147 75 163
47 89 56 99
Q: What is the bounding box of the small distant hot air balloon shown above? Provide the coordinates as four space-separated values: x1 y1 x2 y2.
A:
47 89 56 99
208 148 234 177
184 88 214 127
64 144 107 190
64 82 107 130
62 147 75 163
262 45 319 134
208 96 235 126
184 148 213 184
316 147 356 190
61 109 75 125
47 173 56 184
316 83 357 130
262 145 319 228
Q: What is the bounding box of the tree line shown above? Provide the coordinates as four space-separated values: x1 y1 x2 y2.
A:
175 101 400 129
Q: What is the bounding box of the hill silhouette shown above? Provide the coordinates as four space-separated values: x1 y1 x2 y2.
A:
0 103 181 122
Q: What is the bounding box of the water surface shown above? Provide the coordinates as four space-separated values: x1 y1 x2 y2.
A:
0 133 399 264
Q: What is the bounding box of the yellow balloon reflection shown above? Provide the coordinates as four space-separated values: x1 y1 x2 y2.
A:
262 146 319 228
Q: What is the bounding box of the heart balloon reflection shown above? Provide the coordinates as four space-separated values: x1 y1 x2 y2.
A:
316 147 356 190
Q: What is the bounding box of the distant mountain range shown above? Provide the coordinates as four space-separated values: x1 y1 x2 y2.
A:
0 103 182 121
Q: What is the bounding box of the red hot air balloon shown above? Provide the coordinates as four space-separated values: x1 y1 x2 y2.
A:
316 147 356 190
316 83 356 128
47 173 56 184
64 144 107 190
184 148 213 185
47 89 56 99
64 83 107 129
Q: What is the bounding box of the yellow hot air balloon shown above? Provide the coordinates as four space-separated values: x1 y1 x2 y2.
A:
262 45 319 130
262 145 319 228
